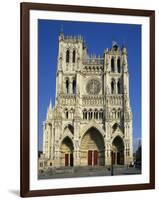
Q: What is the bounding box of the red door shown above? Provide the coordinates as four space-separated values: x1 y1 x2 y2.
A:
88 150 92 165
94 150 98 165
65 154 69 166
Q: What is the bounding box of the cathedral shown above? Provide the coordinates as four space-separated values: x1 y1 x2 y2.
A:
39 32 133 170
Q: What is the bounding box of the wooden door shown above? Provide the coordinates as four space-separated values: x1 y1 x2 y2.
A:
117 152 120 164
94 150 98 165
88 150 92 165
111 152 116 165
65 154 69 166
70 153 73 166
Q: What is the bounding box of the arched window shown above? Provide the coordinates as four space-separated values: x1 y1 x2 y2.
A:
65 109 69 119
88 111 91 120
95 110 98 119
83 109 87 120
111 58 115 72
112 109 116 119
111 81 115 94
90 110 93 119
117 110 121 118
112 123 118 132
72 50 76 63
66 79 69 94
117 81 121 94
66 50 69 63
101 111 104 119
83 110 86 119
89 109 93 120
99 109 103 120
117 58 121 73
85 111 87 120
93 111 96 119
83 110 85 119
72 79 76 94
94 109 98 119
70 108 74 119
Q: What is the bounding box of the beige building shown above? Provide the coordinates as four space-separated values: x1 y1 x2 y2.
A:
39 32 133 170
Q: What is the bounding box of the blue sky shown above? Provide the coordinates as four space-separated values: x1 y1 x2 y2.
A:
38 19 141 152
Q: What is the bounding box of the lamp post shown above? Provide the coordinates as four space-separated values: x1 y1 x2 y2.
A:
111 151 114 176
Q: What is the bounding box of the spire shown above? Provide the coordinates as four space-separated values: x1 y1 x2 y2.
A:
112 41 117 47
122 39 127 54
112 41 118 51
46 99 53 120
122 38 126 48
59 25 64 41
60 24 63 33
49 98 52 110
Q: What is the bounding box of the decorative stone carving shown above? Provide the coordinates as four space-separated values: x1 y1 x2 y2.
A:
86 79 101 95
39 33 133 170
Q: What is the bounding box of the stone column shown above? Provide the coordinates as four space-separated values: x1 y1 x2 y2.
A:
54 142 60 167
115 79 117 94
69 80 72 94
73 140 80 166
124 144 128 165
105 143 111 166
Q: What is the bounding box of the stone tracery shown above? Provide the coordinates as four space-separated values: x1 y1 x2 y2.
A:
39 33 133 169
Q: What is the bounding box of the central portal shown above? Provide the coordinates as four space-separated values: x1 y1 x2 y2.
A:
80 127 105 166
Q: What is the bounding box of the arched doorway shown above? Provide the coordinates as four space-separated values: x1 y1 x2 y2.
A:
80 127 105 166
112 136 124 165
60 137 74 167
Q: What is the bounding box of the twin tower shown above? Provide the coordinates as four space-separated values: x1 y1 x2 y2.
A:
39 32 133 170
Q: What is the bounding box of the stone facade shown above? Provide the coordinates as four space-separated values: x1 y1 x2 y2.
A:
39 32 133 170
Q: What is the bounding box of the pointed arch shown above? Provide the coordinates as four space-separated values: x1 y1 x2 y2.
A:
64 108 69 119
99 109 104 120
112 136 124 146
83 109 87 119
88 109 93 120
112 108 116 119
72 49 76 63
94 109 98 119
64 124 74 135
60 136 74 150
60 136 74 166
117 80 121 94
111 80 115 94
111 128 124 142
111 57 115 72
80 122 105 140
117 108 121 119
117 58 121 73
72 79 76 94
112 123 119 132
80 126 105 166
112 136 124 164
66 49 70 63
65 78 69 94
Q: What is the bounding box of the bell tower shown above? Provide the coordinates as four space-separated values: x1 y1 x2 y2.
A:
39 34 133 172
55 31 86 103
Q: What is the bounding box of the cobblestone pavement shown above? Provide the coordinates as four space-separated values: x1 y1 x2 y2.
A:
38 165 141 179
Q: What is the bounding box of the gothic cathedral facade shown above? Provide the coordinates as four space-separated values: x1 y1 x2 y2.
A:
39 32 133 170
